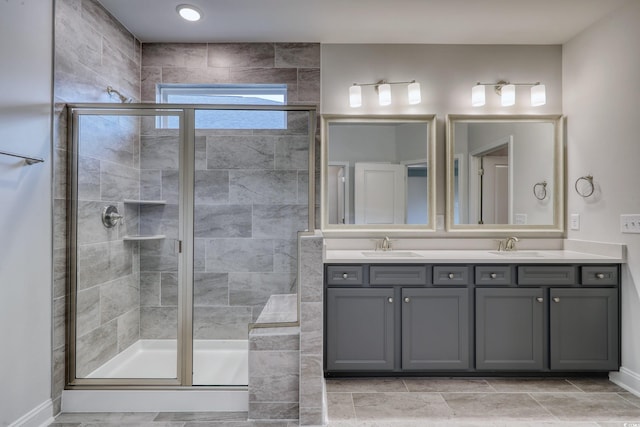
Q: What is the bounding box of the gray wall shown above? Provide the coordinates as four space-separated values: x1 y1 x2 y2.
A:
53 0 141 411
0 1 53 425
563 0 640 393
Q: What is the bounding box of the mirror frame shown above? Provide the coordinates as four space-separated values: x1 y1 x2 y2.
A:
445 114 564 235
321 114 437 235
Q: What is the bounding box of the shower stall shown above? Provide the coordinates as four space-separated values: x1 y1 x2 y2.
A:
65 104 315 399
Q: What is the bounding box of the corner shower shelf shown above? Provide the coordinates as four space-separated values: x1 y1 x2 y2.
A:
123 235 166 241
123 199 167 205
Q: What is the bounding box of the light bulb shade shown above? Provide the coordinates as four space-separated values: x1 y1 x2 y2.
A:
531 84 546 106
472 84 485 107
349 85 362 108
407 82 421 105
177 5 202 21
378 83 391 106
501 84 515 106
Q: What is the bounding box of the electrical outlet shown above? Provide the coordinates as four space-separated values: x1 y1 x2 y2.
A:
436 215 445 230
515 213 527 225
620 214 640 233
570 214 580 231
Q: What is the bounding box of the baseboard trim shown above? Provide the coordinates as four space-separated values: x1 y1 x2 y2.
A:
8 399 54 427
610 367 640 397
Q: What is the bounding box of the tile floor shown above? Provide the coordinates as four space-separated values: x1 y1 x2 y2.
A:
49 377 640 427
325 377 640 426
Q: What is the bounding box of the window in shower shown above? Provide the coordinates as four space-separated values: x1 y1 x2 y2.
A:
157 84 287 129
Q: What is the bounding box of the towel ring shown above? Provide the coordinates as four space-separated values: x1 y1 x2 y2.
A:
575 175 594 198
533 181 547 200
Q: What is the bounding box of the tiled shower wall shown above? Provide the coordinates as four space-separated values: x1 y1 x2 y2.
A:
138 43 320 340
53 0 141 414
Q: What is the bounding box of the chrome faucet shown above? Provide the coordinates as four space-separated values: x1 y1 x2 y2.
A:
504 236 519 251
496 236 519 251
379 236 392 251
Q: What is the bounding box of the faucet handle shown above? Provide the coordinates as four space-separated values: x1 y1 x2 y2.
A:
495 239 505 252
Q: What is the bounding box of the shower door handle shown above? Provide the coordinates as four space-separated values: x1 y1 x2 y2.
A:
174 240 183 254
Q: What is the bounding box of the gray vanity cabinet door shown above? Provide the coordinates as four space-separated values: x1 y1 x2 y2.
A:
326 288 395 371
550 288 619 371
401 288 469 370
476 288 544 371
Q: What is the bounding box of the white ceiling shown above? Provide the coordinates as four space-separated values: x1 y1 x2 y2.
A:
97 0 627 44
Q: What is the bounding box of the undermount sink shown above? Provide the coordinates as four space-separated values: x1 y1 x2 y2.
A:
489 251 544 257
361 251 422 257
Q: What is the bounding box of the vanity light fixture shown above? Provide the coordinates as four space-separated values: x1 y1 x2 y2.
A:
349 80 421 107
176 4 202 22
472 80 546 107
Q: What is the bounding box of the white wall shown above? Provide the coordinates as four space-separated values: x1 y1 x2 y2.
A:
0 1 53 426
321 44 562 215
563 0 640 391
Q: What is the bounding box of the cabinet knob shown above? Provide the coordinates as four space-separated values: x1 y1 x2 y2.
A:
490 273 497 279
448 273 455 279
342 273 348 279
536 297 544 303
553 297 560 303
404 297 410 303
596 273 605 279
388 297 393 303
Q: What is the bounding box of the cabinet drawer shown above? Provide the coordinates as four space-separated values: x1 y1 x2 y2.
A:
326 266 364 285
581 266 618 286
370 266 428 285
433 266 469 285
518 265 577 285
475 266 513 285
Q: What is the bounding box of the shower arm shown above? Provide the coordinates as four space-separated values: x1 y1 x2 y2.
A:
106 86 132 103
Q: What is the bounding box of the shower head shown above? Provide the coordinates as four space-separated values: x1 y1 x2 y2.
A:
106 86 133 103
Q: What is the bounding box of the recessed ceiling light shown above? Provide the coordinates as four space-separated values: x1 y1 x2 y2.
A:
176 5 202 22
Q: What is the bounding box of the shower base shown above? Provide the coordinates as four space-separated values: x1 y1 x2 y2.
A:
86 339 248 385
62 339 249 412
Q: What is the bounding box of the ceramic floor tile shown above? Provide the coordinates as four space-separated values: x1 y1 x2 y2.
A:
403 378 494 393
442 393 554 420
325 378 408 393
487 378 582 393
532 393 640 421
619 392 640 408
567 378 626 393
154 412 248 422
52 413 158 423
326 392 356 421
352 392 452 421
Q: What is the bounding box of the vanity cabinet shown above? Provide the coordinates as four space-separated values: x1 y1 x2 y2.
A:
325 266 469 373
549 287 619 371
326 288 395 371
325 263 620 375
475 288 545 371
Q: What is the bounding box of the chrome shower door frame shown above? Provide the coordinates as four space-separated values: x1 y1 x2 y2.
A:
66 103 317 389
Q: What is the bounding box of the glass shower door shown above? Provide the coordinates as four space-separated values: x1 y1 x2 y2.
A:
69 108 185 385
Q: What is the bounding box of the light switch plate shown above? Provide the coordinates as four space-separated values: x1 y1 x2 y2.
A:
515 213 527 225
570 214 580 231
621 214 640 233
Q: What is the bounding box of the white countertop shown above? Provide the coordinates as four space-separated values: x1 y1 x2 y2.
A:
324 249 624 264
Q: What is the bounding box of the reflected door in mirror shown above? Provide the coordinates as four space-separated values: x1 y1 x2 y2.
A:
355 163 406 224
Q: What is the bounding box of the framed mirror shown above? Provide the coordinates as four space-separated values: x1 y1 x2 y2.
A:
446 114 564 234
321 115 436 233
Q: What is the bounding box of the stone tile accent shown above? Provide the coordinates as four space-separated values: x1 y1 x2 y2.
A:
194 205 252 238
208 43 275 68
298 233 326 425
193 306 252 340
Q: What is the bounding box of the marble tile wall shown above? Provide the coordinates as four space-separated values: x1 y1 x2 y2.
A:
53 0 141 414
298 234 326 426
139 43 320 341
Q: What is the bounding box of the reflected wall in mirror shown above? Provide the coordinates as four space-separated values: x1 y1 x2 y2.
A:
322 115 436 231
446 114 563 233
